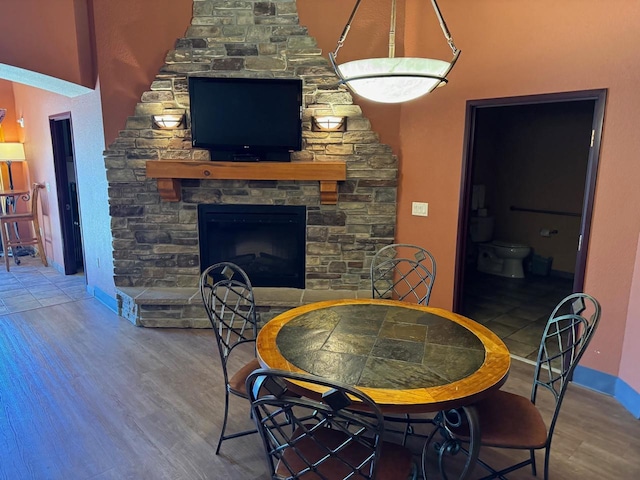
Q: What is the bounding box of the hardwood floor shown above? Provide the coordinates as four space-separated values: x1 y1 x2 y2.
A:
1 269 639 478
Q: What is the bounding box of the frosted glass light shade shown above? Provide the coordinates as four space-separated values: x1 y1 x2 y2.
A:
335 57 453 103
152 114 184 129
312 116 347 132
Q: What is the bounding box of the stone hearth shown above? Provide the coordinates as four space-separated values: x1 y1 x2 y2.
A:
106 1 397 327
118 286 373 328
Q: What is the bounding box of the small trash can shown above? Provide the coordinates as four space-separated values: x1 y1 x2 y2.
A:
530 254 553 276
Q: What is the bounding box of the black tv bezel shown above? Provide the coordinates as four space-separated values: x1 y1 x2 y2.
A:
188 76 303 158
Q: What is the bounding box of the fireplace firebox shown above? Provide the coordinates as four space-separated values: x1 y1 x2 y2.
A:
198 204 306 288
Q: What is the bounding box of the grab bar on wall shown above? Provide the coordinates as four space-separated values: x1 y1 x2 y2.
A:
510 206 581 217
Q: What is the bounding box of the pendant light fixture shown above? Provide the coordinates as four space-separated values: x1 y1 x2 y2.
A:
329 0 460 104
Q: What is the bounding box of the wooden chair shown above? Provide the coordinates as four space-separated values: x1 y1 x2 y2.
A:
426 293 601 480
246 368 417 480
0 183 47 272
199 261 261 454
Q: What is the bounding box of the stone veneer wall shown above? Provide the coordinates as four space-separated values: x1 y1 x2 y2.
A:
105 0 398 326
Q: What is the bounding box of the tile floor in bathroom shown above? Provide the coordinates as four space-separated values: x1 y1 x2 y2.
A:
460 269 574 361
0 254 89 315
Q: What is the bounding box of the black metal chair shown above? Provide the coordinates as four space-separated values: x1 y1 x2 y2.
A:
246 368 417 480
370 243 437 444
371 243 436 305
200 261 261 454
424 292 601 480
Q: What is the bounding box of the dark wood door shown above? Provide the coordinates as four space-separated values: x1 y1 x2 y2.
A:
49 114 84 275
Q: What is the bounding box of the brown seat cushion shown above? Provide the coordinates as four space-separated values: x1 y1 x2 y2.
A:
454 390 548 449
276 426 414 479
228 358 261 396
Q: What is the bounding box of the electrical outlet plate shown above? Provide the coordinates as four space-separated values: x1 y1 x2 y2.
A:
412 202 428 217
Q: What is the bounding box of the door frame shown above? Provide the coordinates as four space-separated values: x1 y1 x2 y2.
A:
49 112 84 275
453 89 607 312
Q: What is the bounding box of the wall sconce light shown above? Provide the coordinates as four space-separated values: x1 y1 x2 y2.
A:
152 114 184 129
17 116 25 128
311 116 348 132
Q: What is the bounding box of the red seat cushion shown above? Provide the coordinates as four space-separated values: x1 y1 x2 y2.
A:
276 426 414 479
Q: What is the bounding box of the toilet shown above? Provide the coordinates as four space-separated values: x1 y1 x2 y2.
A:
470 215 531 279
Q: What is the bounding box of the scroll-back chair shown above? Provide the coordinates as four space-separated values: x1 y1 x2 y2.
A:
0 183 47 272
371 243 436 305
246 368 417 480
370 243 437 444
200 261 261 454
442 292 601 480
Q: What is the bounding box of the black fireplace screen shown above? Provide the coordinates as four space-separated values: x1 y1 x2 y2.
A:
198 204 306 288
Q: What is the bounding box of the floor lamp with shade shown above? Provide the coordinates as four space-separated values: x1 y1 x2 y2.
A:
0 142 26 191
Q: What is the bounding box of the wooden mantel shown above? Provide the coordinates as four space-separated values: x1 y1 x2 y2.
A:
146 160 347 204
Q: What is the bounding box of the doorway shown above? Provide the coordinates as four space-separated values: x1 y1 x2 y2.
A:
50 114 84 275
454 90 606 358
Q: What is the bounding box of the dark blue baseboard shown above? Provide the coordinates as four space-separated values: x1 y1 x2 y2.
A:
573 365 640 419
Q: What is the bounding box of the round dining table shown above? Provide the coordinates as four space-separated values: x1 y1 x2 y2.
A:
256 298 511 479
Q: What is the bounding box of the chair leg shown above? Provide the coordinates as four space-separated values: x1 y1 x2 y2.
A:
216 390 232 455
543 447 550 480
402 414 410 446
33 217 48 267
1 222 10 272
215 389 258 454
531 448 537 476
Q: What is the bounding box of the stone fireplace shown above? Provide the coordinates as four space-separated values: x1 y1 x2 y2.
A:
106 1 398 327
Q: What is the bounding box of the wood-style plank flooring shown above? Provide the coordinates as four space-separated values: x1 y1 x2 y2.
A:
1 265 639 478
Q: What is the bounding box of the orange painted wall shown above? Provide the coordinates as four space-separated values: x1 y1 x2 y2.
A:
300 0 640 385
0 0 95 88
91 1 193 144
400 0 640 379
0 80 19 142
0 0 191 146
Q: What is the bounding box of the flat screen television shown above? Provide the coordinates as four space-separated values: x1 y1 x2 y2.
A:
188 76 303 161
